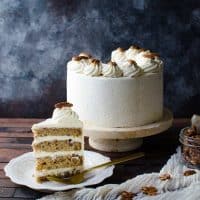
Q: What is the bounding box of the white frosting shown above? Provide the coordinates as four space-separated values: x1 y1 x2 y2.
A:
191 114 200 133
83 59 102 76
35 166 83 177
102 62 123 78
34 150 83 158
67 46 163 78
33 135 82 145
67 70 163 127
122 60 143 77
111 48 127 66
32 106 83 129
135 52 161 73
67 56 90 73
125 46 142 60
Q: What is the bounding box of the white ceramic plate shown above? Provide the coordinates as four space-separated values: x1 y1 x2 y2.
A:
4 150 114 192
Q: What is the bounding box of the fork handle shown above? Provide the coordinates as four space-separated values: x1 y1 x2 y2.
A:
84 152 144 173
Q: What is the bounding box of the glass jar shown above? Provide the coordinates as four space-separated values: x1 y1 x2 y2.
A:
179 127 200 169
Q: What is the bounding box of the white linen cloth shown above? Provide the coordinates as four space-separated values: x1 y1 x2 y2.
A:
38 148 200 200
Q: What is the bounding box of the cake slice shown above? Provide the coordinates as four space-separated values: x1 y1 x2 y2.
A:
31 102 84 182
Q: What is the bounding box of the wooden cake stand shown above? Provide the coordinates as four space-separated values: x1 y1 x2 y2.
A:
83 108 173 152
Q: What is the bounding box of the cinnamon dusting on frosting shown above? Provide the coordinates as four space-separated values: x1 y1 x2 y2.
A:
91 59 100 65
126 60 137 66
143 53 159 59
108 61 117 67
116 47 125 52
72 56 89 61
79 52 92 58
55 102 73 109
130 45 140 49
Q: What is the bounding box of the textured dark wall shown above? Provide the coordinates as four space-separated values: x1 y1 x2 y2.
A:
0 0 200 118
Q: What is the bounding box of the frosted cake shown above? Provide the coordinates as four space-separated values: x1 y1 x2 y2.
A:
67 45 163 128
31 102 83 182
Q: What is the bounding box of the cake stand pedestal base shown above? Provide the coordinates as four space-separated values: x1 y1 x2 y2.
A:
83 108 173 152
89 138 143 152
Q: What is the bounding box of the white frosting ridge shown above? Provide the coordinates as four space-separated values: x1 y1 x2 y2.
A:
122 60 143 77
135 52 161 73
67 46 163 78
102 62 123 78
32 105 83 129
83 59 102 76
111 47 127 66
125 46 143 60
67 56 90 73
34 150 83 158
33 135 82 145
35 166 83 177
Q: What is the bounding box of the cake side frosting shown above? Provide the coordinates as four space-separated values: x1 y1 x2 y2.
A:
67 70 163 127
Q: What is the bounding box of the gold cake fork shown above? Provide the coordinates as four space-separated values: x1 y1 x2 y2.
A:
47 152 144 184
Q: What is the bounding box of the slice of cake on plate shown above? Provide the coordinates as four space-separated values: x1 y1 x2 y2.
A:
31 102 84 182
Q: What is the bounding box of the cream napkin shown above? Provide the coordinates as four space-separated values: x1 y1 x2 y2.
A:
38 148 200 200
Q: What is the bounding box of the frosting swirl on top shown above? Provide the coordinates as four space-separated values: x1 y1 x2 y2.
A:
122 60 143 77
102 61 123 78
52 106 79 123
67 46 163 78
125 45 144 60
111 47 127 66
67 56 90 73
83 59 102 76
32 102 83 129
135 52 161 73
79 52 92 58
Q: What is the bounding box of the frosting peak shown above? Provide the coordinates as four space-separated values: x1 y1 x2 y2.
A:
52 106 79 123
125 45 144 60
102 61 123 78
111 48 127 66
79 52 92 58
67 56 90 73
83 59 102 76
135 51 161 73
122 60 143 77
32 102 82 129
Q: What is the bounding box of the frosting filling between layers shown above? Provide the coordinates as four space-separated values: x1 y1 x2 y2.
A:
34 150 83 158
33 135 82 144
35 166 83 177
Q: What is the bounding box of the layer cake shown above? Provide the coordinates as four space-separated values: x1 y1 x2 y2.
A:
32 102 83 182
67 45 163 128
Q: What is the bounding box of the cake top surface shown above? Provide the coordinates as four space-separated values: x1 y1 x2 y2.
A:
32 102 83 129
67 45 163 78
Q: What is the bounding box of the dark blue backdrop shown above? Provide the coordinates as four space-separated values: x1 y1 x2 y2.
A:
0 0 200 118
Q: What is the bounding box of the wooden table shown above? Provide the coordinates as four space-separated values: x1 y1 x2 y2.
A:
0 118 190 200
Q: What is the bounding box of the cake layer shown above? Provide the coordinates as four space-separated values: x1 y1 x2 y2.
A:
32 128 82 137
36 155 83 171
67 69 163 127
32 140 82 152
35 166 83 182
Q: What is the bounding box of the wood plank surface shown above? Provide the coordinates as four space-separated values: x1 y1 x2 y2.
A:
0 118 190 199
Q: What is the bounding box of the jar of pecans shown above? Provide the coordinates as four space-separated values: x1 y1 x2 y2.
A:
179 125 200 169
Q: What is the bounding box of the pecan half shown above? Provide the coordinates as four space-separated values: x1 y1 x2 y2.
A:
159 173 171 181
120 191 136 200
54 102 73 108
183 170 196 176
141 186 158 196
